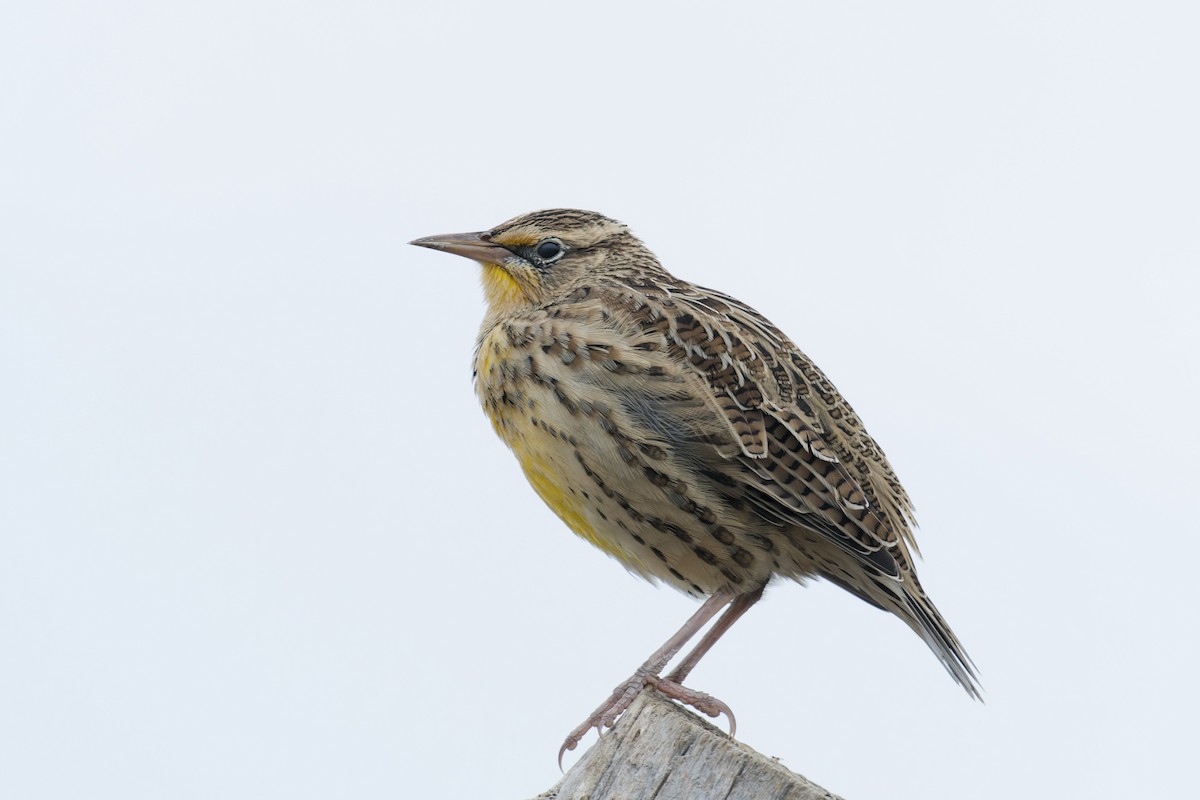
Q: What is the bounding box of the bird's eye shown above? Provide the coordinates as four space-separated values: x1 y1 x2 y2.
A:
535 239 563 261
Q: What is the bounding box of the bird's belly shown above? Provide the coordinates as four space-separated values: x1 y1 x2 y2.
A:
474 322 774 596
487 386 652 572
510 426 645 565
480 395 754 595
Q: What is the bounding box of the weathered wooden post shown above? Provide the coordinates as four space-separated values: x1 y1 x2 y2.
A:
532 691 843 800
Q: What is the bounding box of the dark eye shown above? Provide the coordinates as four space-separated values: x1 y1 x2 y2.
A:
535 239 563 261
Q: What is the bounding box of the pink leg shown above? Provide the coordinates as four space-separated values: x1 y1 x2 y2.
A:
665 587 764 685
558 590 736 767
653 587 765 738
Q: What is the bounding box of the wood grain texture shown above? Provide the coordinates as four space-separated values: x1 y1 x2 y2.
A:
533 692 843 800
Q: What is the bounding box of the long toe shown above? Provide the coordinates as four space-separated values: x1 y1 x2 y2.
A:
558 671 656 769
646 675 737 737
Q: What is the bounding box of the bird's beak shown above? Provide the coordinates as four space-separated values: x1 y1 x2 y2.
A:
409 231 510 266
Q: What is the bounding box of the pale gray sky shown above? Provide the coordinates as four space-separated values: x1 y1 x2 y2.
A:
2 2 1197 798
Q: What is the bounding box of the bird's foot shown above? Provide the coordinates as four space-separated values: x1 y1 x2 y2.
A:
646 674 737 736
557 669 736 769
558 667 655 768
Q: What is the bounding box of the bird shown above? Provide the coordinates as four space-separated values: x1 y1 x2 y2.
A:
410 209 980 760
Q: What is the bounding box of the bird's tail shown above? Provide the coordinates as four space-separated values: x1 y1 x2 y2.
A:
820 565 982 698
897 587 983 700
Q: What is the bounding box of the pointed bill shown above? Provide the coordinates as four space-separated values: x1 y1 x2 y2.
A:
409 231 510 265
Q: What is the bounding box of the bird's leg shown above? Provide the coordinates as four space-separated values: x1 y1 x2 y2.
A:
652 586 765 737
663 587 764 685
558 590 736 766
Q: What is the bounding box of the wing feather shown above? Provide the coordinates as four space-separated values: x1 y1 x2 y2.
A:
601 278 918 573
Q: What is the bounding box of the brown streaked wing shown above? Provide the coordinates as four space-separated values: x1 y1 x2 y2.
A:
628 280 920 574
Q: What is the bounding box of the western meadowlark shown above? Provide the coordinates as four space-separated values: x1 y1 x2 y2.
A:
411 209 980 759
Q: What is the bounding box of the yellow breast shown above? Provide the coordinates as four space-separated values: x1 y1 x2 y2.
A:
475 325 646 569
511 440 598 542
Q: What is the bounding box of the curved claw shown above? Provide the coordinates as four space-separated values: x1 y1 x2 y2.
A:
558 673 654 769
557 739 576 772
646 675 738 737
707 695 736 737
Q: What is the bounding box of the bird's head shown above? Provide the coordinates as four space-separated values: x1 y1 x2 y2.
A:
411 209 657 313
